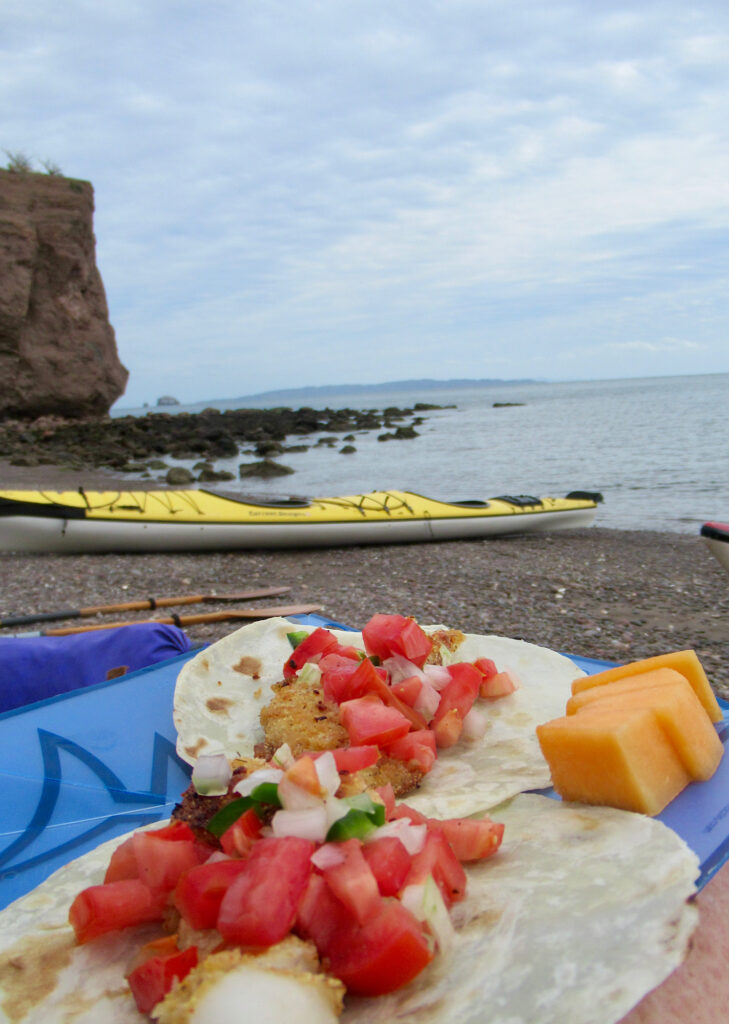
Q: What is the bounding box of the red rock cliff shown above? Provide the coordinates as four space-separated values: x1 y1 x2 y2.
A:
0 169 128 418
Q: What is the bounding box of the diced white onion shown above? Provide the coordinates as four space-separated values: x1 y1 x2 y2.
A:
298 661 323 685
192 751 233 796
461 707 488 742
271 743 295 769
310 843 347 870
422 664 451 690
401 876 455 955
383 655 425 684
234 767 284 796
324 795 350 828
313 751 341 797
205 850 233 864
368 819 427 855
414 680 441 722
271 806 329 843
278 774 323 811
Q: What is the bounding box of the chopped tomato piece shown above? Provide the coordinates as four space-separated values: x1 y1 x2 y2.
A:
362 836 412 896
430 817 505 861
220 806 263 857
127 943 198 1014
69 879 165 943
390 805 505 862
332 643 363 661
404 831 467 907
473 656 498 688
389 801 428 825
347 655 390 697
480 669 519 699
284 628 338 679
382 729 437 773
432 708 463 748
321 839 382 924
319 652 362 702
295 872 351 950
375 783 396 819
217 836 315 948
133 831 205 894
174 858 251 930
103 836 139 883
356 660 428 730
433 663 481 723
312 745 380 773
391 675 423 707
339 695 412 747
362 614 433 668
325 898 434 995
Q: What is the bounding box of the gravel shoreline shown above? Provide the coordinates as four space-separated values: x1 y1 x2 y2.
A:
1 461 727 699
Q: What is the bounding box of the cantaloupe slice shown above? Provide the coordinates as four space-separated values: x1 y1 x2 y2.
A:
570 650 722 723
567 671 723 782
536 708 691 816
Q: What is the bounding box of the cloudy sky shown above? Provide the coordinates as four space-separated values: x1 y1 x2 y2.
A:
3 1 729 407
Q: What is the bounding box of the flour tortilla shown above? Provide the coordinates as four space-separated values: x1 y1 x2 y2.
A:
0 794 699 1024
173 617 586 816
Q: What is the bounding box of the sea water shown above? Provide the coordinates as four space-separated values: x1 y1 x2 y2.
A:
113 373 729 535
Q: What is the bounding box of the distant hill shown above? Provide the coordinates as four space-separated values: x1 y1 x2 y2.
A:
243 377 538 402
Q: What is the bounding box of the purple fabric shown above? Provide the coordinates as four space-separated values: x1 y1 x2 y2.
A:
0 623 193 713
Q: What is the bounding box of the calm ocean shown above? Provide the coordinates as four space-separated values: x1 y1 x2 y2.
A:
114 374 728 535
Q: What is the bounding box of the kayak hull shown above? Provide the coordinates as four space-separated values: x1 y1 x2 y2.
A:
701 522 729 575
0 489 600 553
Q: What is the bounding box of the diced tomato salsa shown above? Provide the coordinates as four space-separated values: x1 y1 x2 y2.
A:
71 782 503 1009
285 614 516 778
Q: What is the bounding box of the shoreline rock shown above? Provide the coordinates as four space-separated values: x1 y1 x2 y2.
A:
0 404 436 479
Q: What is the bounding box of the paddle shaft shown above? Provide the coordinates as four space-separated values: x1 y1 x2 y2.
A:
0 587 291 627
42 604 323 635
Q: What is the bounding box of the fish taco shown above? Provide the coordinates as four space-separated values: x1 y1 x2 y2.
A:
172 615 588 817
0 793 699 1024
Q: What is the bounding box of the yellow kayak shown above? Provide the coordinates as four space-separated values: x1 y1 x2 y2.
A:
0 488 601 553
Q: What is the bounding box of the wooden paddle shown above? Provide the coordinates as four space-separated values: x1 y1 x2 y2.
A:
41 604 324 635
0 587 292 628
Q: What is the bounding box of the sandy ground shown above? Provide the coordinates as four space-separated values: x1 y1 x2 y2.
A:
1 460 727 699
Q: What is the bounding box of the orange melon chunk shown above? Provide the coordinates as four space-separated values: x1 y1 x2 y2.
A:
536 708 691 816
566 670 724 782
570 650 722 723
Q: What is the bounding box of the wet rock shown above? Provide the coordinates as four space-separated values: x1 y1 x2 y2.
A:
197 466 235 482
238 459 295 479
378 423 419 441
166 466 194 485
255 440 285 457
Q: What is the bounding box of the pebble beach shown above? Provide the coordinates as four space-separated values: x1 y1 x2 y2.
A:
2 460 727 700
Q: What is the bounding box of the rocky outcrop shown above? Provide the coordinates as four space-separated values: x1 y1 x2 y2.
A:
0 169 128 419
